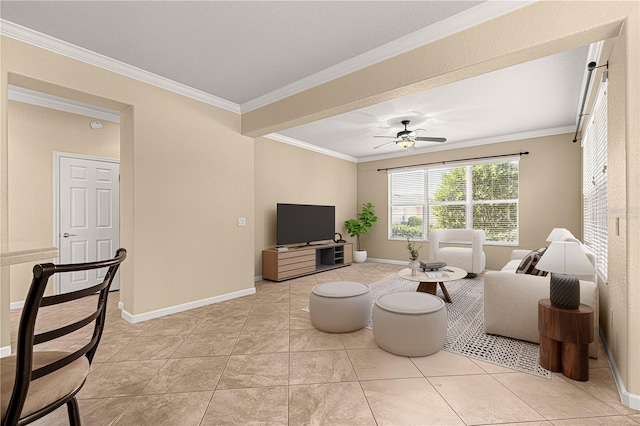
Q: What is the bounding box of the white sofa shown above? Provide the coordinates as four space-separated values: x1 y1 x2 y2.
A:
429 229 486 275
484 245 599 358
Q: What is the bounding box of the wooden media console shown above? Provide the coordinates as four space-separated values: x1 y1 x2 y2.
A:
262 242 353 281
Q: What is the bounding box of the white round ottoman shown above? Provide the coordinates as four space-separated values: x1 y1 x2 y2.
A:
309 281 372 333
373 292 447 357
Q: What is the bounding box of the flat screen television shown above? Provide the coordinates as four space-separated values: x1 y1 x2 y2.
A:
277 203 335 247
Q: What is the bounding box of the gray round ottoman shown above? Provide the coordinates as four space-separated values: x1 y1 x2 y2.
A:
373 292 447 357
309 281 372 333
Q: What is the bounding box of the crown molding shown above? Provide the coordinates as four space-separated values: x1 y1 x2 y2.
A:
9 85 121 123
240 0 537 113
264 133 358 163
357 125 575 163
266 125 573 164
0 19 241 114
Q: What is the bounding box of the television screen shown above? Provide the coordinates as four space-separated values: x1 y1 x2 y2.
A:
277 203 335 246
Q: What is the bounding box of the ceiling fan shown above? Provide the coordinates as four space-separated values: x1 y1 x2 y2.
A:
373 120 446 149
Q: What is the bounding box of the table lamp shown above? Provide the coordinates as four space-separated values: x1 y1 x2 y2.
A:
546 227 569 242
536 241 595 309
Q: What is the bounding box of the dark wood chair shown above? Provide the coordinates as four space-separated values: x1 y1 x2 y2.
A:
1 248 127 426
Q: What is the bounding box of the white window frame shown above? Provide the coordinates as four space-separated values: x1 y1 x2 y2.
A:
582 80 608 282
388 157 520 245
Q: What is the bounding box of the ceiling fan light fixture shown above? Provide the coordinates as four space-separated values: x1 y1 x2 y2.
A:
373 119 445 150
396 139 415 148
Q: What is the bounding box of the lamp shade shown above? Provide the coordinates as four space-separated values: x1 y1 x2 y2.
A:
536 241 595 275
546 227 569 242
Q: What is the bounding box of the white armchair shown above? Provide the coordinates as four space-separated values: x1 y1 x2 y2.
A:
429 229 486 275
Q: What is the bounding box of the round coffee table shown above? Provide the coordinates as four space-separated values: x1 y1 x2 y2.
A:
398 266 467 303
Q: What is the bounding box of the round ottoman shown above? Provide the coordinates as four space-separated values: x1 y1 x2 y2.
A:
309 281 372 333
373 292 447 357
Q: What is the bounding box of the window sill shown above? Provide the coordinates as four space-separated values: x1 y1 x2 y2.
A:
388 238 518 247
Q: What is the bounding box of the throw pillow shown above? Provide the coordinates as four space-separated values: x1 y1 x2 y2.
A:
516 248 549 276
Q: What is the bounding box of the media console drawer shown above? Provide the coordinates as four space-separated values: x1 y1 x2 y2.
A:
280 259 315 273
262 243 353 282
279 266 316 280
278 249 314 260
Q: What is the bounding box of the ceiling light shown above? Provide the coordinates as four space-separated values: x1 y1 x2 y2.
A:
396 139 415 148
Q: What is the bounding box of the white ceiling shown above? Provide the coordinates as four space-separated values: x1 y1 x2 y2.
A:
0 1 598 161
278 45 591 161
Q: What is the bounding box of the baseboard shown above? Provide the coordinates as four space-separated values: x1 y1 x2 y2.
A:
120 287 256 324
366 257 408 265
1 345 11 357
10 301 24 310
254 275 263 282
599 329 640 410
117 301 123 310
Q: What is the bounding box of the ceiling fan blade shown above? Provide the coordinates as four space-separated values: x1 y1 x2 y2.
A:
415 137 447 143
373 140 396 149
374 135 396 138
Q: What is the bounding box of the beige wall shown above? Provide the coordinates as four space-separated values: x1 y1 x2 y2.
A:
1 37 255 330
8 101 120 303
254 137 357 276
599 8 640 396
357 134 582 270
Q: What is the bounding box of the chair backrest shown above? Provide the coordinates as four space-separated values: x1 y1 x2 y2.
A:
3 248 127 425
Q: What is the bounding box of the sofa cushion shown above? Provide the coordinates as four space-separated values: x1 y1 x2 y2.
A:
516 248 549 276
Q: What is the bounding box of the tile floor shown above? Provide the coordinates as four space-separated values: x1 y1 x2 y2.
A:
9 261 639 425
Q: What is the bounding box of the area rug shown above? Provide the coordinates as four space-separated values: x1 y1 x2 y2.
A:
305 276 551 378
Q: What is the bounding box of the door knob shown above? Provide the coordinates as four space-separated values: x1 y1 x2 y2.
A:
63 233 77 238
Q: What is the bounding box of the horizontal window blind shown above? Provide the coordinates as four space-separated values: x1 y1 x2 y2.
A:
390 170 424 205
582 80 608 281
389 159 519 243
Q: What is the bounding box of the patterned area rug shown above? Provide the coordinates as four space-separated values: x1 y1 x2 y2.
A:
366 275 551 378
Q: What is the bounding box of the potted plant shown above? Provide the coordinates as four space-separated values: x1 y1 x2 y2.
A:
344 202 378 263
406 238 423 276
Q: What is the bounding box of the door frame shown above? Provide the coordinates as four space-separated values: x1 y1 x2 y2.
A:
53 151 120 294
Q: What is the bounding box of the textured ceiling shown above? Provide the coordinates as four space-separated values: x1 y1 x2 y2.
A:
1 1 597 160
0 1 483 104
278 45 590 160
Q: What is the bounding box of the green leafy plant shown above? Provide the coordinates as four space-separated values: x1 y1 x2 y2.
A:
432 163 518 242
406 238 422 261
344 202 378 251
391 223 422 238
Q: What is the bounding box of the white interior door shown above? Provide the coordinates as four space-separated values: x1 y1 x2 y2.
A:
57 154 120 293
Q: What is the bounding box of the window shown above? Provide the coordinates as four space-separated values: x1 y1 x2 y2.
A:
389 159 519 244
582 80 608 281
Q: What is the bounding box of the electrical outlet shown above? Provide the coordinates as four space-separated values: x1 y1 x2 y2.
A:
238 217 246 227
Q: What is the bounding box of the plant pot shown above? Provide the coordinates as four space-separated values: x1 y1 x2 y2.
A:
353 250 368 263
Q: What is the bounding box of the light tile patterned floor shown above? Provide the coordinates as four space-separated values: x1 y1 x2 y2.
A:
9 261 639 425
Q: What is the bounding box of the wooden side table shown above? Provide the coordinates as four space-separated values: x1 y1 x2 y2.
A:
538 298 594 381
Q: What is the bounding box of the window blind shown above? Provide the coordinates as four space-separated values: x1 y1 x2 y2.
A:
389 159 519 243
582 80 608 281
